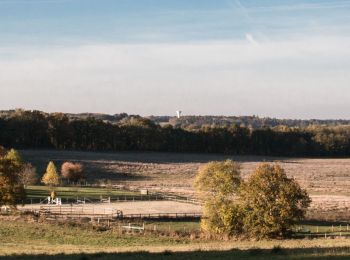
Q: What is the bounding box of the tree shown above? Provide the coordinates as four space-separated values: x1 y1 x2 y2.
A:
4 149 23 169
41 161 59 187
239 163 311 239
194 160 241 235
0 148 26 208
194 160 241 197
61 162 84 183
18 163 37 187
0 146 6 157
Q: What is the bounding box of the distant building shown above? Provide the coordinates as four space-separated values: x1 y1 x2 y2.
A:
176 110 182 119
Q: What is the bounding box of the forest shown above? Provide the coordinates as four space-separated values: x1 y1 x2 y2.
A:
1 110 350 156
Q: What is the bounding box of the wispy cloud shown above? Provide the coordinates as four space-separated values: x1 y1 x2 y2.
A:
246 1 350 12
245 33 259 45
1 35 350 118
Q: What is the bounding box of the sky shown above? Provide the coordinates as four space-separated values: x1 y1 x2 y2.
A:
1 0 350 119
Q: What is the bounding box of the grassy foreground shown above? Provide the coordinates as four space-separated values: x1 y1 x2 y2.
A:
1 219 350 259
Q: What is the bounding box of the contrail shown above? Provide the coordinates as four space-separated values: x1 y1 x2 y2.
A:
227 0 263 45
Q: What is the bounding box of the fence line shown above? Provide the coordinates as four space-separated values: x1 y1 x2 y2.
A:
23 205 202 221
24 193 201 206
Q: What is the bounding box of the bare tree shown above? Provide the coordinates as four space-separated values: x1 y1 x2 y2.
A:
18 163 37 187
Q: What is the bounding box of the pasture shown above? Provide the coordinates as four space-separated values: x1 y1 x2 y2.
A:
21 150 350 195
1 217 350 259
25 185 140 200
21 150 350 220
1 149 349 258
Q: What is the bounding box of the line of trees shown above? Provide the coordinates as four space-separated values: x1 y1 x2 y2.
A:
1 110 350 156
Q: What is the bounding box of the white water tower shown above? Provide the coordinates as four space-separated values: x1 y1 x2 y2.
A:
176 110 182 119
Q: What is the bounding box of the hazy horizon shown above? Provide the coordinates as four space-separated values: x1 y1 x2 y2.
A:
4 107 350 121
1 0 350 119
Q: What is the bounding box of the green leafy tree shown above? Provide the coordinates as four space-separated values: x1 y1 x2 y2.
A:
194 160 241 235
41 161 60 188
0 148 26 208
239 163 311 239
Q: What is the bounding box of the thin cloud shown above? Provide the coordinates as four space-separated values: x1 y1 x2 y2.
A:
1 36 350 118
246 1 350 12
245 33 258 45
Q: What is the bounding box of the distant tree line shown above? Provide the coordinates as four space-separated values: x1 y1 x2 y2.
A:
3 109 350 129
1 110 350 156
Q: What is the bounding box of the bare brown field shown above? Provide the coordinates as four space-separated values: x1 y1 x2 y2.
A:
21 150 350 219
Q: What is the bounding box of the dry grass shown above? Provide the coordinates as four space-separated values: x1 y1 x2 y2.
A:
21 150 350 220
1 217 350 258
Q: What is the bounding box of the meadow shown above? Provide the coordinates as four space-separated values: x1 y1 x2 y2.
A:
21 150 350 220
1 217 350 259
25 185 139 200
1 149 348 258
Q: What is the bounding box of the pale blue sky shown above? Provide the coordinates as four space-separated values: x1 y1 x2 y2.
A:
1 0 350 118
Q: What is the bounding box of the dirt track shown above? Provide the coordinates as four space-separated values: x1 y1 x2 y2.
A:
19 201 202 215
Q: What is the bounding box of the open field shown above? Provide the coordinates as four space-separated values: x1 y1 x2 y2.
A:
21 150 350 195
21 150 350 219
1 218 350 259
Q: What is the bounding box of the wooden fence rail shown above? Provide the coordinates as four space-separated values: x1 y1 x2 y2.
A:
31 205 202 221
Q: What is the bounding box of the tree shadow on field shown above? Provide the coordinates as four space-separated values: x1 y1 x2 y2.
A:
3 247 350 260
20 149 290 164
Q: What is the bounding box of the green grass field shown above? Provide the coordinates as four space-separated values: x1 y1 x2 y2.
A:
25 185 147 201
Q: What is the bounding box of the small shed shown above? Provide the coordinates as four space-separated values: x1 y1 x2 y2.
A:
140 189 148 195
